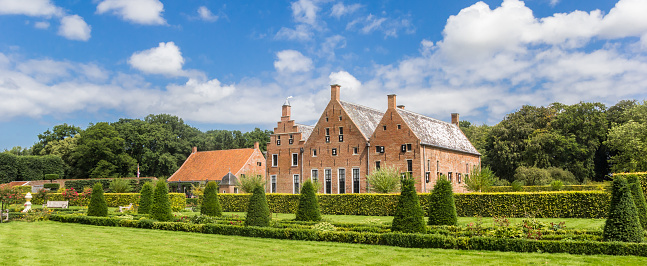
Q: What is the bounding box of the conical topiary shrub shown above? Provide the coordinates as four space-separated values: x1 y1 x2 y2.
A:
603 177 643 242
391 177 426 233
295 180 321 221
627 175 647 230
245 185 270 227
428 177 457 226
87 182 108 217
151 180 173 221
201 181 222 216
138 182 155 214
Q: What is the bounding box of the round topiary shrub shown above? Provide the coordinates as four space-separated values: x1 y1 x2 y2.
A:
295 180 321 221
391 177 426 233
151 180 173 221
245 185 270 227
627 175 647 230
428 178 457 226
603 176 643 242
87 182 108 217
138 182 155 214
201 181 222 217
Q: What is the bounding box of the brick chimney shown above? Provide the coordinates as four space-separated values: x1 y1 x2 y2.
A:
281 102 291 121
331 84 341 102
254 142 259 150
387 94 397 109
192 146 197 153
451 113 459 126
397 105 405 109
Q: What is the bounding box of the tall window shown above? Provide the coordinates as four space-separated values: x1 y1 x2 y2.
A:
272 154 278 167
292 153 298 166
352 168 360 193
353 147 358 154
457 173 462 184
375 161 381 170
338 127 344 142
311 169 318 182
407 159 413 176
271 175 277 193
448 172 453 183
338 169 346 194
293 175 300 194
325 128 330 143
313 149 317 157
325 169 332 194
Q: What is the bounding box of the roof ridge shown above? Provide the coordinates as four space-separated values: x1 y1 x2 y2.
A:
339 100 385 114
294 123 315 128
397 108 454 126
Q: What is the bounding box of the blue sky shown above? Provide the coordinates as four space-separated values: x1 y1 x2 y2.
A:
0 0 646 151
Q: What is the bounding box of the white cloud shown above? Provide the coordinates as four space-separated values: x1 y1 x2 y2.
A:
331 2 361 18
197 6 219 22
96 0 166 25
58 15 91 41
549 0 560 7
275 25 313 41
34 21 50 29
347 13 415 38
320 35 346 59
291 0 319 26
274 50 314 73
128 42 185 76
0 0 63 17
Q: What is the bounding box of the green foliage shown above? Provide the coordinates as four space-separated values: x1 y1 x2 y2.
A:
64 178 155 192
391 177 426 233
44 174 60 182
43 183 60 190
428 178 457 226
0 153 65 183
32 123 81 155
201 181 222 216
138 182 155 214
603 177 643 242
366 166 401 193
108 178 132 193
605 121 647 173
547 167 577 184
465 166 496 192
87 183 108 217
489 184 604 193
514 166 552 186
511 180 524 191
550 180 564 191
151 181 173 221
627 175 647 230
295 180 321 221
245 185 270 227
238 173 264 193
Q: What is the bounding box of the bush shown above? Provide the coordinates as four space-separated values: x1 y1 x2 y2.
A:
366 166 400 193
465 166 497 192
138 182 154 214
64 178 156 193
238 173 264 193
547 167 577 184
627 175 647 230
391 177 425 233
603 177 643 242
44 174 60 182
43 183 60 190
550 180 564 191
245 185 270 227
511 180 524 191
514 166 552 186
428 178 457 226
201 181 221 216
295 180 321 221
87 183 108 217
151 181 173 222
109 178 132 193
489 184 605 192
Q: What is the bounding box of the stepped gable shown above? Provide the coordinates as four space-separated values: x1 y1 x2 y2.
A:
167 148 254 182
397 108 480 155
339 100 385 140
295 123 314 141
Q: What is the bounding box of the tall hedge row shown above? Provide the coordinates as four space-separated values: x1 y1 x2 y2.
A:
0 153 65 183
64 178 155 192
488 184 608 193
31 193 186 211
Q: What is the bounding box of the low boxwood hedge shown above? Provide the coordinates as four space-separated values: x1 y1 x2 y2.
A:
31 193 186 211
488 185 607 193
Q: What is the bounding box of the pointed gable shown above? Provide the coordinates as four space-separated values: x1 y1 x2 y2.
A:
295 123 314 141
339 100 385 140
396 108 480 155
168 148 255 182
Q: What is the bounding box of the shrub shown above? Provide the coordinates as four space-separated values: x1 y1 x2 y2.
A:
511 180 524 191
465 166 497 192
151 180 173 222
138 182 154 214
238 172 264 193
550 180 564 191
603 177 643 242
514 166 552 186
245 185 270 227
295 180 321 221
428 178 457 226
627 175 647 230
43 183 60 190
201 181 222 216
366 166 400 193
391 177 426 233
109 178 132 193
44 174 60 183
547 167 577 184
87 183 108 217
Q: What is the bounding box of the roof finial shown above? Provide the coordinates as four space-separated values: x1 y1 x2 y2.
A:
283 96 293 106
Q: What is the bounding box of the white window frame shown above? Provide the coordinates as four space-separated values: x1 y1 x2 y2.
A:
353 147 358 155
324 169 332 194
293 174 300 194
292 153 298 166
338 168 346 194
312 149 317 157
352 168 360 193
272 154 278 167
270 175 277 193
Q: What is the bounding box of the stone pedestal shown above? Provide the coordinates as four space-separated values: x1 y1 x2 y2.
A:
22 192 32 213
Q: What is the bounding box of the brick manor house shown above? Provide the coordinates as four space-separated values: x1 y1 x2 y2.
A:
266 85 481 194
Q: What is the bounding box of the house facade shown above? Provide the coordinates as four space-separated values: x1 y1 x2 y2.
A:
266 85 480 194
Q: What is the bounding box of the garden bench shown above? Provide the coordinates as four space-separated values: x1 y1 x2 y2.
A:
44 201 69 209
119 203 133 212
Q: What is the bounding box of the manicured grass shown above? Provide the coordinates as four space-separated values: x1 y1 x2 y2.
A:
0 221 642 265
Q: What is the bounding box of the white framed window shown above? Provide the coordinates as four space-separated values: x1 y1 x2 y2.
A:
292 153 298 166
311 169 318 182
332 148 337 156
313 149 317 157
272 154 278 167
338 168 346 194
270 175 277 193
324 169 332 194
293 175 300 194
352 168 360 193
353 147 358 155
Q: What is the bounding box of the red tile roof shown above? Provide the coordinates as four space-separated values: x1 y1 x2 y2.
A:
0 181 30 189
167 148 256 183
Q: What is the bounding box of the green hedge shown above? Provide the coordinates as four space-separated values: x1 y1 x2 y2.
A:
0 153 65 183
64 178 155 192
488 185 608 193
614 173 647 198
49 214 647 257
220 191 610 218
31 193 186 211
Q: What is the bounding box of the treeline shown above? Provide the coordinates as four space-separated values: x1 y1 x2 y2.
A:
2 114 271 182
461 100 647 183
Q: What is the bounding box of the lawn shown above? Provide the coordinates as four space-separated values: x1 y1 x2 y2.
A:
0 221 643 265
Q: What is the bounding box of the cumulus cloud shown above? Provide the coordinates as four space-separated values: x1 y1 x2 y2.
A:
96 0 166 25
292 0 319 26
58 15 91 41
274 50 314 73
275 25 314 41
197 6 219 22
128 42 185 76
0 0 63 17
331 2 362 18
275 0 324 41
34 21 50 29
